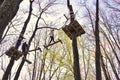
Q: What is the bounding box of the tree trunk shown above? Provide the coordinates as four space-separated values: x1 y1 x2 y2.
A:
32 50 37 80
0 0 23 42
101 56 111 80
14 56 26 80
95 0 102 80
67 0 81 79
72 33 81 80
2 58 15 80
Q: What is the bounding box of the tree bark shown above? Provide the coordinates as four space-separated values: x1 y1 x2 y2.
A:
0 0 23 42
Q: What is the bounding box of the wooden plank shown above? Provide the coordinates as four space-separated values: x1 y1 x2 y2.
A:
23 57 32 64
44 39 62 49
29 47 42 52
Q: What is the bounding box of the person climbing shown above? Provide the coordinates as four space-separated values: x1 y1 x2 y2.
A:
22 42 28 56
49 29 55 44
43 28 63 49
22 42 32 64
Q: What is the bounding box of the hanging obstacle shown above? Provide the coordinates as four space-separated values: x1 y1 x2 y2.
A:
44 39 62 49
62 20 85 39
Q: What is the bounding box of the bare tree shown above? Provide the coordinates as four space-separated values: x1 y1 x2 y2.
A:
14 0 58 80
2 0 33 79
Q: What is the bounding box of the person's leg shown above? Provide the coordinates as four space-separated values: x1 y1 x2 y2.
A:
51 36 55 42
49 36 52 44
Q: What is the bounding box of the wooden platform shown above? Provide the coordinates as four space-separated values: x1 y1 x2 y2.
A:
5 47 22 60
62 20 85 39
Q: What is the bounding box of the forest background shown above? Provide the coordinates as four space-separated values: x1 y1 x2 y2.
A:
0 0 120 80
